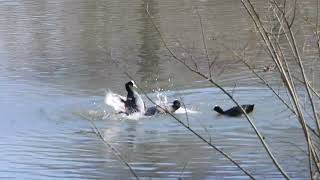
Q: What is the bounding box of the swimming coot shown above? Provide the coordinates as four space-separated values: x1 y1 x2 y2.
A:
144 100 181 116
213 104 254 117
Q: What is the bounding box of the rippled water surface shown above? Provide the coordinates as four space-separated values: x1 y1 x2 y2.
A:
1 0 319 179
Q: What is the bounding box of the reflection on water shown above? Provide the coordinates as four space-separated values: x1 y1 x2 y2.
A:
137 0 161 83
0 0 282 93
0 0 318 179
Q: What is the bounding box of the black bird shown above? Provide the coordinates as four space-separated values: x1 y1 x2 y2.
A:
213 104 254 117
122 81 138 113
105 81 145 115
144 100 181 116
122 81 145 114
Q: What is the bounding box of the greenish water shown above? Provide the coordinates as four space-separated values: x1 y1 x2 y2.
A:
0 0 318 179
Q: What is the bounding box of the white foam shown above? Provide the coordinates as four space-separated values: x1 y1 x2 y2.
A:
155 92 168 106
175 108 199 114
119 112 146 120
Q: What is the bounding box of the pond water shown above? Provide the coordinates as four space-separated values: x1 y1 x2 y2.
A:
0 0 319 179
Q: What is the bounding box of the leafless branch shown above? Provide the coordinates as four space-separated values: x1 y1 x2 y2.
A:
76 113 140 180
145 4 287 179
241 0 320 176
125 71 255 179
196 8 212 78
179 159 190 179
176 95 189 127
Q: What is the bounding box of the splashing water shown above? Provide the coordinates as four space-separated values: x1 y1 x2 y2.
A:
155 91 198 114
104 90 198 120
175 107 198 114
155 91 168 108
118 112 146 120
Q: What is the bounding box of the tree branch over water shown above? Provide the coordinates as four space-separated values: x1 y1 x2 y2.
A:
145 3 289 179
241 0 320 177
124 72 255 180
76 113 140 180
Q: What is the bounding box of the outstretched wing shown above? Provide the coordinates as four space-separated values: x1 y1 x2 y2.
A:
105 91 126 112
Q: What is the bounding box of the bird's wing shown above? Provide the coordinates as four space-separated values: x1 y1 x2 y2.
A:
105 91 126 112
133 91 145 113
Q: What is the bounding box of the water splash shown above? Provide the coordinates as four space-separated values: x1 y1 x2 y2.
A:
175 108 198 114
155 91 168 108
119 112 146 120
104 90 198 120
105 90 126 113
154 91 199 114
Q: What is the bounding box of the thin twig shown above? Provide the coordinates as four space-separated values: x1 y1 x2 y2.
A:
272 0 320 136
221 42 320 140
125 72 255 179
231 83 237 98
144 4 289 179
76 113 140 180
316 0 319 54
179 96 189 127
179 159 190 179
196 9 212 78
174 38 199 71
272 3 320 171
242 0 320 176
279 140 308 156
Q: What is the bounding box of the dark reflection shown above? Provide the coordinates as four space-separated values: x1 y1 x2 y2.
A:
124 122 138 149
0 1 124 94
0 0 319 95
137 0 161 83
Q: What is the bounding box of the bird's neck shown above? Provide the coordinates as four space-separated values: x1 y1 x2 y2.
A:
214 107 224 114
172 104 179 111
126 87 134 96
126 89 137 103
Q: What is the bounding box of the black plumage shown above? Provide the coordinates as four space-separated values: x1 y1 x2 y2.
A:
113 81 145 115
213 104 254 117
144 100 181 116
122 81 139 114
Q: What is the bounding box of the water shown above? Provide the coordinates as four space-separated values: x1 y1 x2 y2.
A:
0 0 319 179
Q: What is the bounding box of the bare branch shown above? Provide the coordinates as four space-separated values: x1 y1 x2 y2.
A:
125 72 255 179
179 160 190 179
76 113 140 180
196 8 212 78
241 0 320 176
145 4 288 179
174 38 199 71
179 96 189 127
